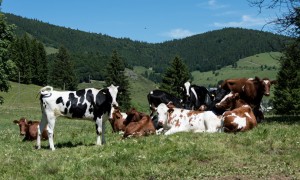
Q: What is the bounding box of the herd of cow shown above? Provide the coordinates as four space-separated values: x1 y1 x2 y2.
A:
13 76 276 151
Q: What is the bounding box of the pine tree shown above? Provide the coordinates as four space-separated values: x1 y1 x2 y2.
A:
49 46 77 90
160 56 190 97
0 11 15 104
273 40 300 115
105 50 131 110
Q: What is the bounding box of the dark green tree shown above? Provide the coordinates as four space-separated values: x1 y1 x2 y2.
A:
249 1 300 115
273 40 300 114
0 8 15 104
49 46 77 90
105 50 131 110
160 56 190 97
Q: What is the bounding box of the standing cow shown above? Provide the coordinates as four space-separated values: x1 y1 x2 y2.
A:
37 84 118 151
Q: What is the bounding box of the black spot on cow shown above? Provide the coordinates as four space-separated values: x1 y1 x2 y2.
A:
56 97 64 105
67 93 88 118
76 89 86 104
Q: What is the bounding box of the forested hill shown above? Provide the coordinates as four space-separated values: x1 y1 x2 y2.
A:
5 13 289 74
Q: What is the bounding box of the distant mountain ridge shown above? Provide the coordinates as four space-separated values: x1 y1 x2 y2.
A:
5 13 289 74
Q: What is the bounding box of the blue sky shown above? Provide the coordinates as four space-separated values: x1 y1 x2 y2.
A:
1 0 285 43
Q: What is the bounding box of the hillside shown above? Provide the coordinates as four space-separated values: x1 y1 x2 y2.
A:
5 13 289 81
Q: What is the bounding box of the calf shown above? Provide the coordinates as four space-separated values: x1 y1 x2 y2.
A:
13 117 48 141
216 93 257 133
123 113 156 138
156 103 223 135
220 77 276 122
38 84 118 150
109 105 128 133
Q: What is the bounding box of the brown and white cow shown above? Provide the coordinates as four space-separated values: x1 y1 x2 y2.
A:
109 105 128 133
123 108 156 138
216 93 257 133
156 103 223 135
220 77 276 122
13 117 48 141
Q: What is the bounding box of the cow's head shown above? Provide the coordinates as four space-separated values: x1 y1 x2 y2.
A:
13 117 28 136
156 103 169 127
261 78 277 96
183 81 191 97
107 84 119 106
215 92 239 110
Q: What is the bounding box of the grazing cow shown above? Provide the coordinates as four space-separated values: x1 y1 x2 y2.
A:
220 77 276 122
216 93 257 133
156 103 223 135
37 84 119 151
182 81 213 110
109 105 128 133
123 108 156 138
147 89 183 117
13 117 48 141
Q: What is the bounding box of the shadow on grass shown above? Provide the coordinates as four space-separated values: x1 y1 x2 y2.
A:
264 115 300 124
38 141 95 150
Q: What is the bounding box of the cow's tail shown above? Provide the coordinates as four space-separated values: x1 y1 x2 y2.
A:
40 86 53 97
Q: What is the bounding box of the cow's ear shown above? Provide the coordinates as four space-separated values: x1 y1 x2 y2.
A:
13 120 19 125
271 80 277 85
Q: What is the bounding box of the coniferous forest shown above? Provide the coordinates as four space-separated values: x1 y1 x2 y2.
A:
5 13 290 83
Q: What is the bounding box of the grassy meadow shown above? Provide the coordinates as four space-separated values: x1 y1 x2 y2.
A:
0 79 300 179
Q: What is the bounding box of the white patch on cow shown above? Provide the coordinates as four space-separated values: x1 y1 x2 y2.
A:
263 80 270 85
245 112 252 119
232 116 246 129
216 92 234 106
184 81 191 97
248 78 254 81
242 85 245 92
150 91 153 94
108 84 119 106
190 87 198 100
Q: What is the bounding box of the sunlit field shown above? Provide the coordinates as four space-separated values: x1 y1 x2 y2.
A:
0 82 299 179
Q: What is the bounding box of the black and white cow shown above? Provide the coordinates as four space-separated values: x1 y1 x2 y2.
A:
37 85 119 151
147 89 183 116
182 81 213 110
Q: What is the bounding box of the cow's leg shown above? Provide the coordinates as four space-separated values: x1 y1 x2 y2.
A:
46 114 56 151
95 116 105 145
37 112 47 149
165 127 184 135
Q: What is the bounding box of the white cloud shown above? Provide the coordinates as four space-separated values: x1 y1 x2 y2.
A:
164 28 195 39
214 15 266 28
197 0 228 9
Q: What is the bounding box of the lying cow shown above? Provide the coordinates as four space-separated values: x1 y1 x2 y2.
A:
13 117 48 141
123 108 156 138
156 103 223 135
38 84 118 151
109 105 128 133
216 92 257 133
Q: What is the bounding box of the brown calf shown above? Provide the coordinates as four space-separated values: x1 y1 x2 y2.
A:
109 106 128 132
13 117 48 141
123 108 156 138
216 93 257 133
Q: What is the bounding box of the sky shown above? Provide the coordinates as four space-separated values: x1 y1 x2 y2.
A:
1 0 286 43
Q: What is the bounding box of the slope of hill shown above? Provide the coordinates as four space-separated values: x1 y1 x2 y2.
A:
5 13 289 76
192 52 281 87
